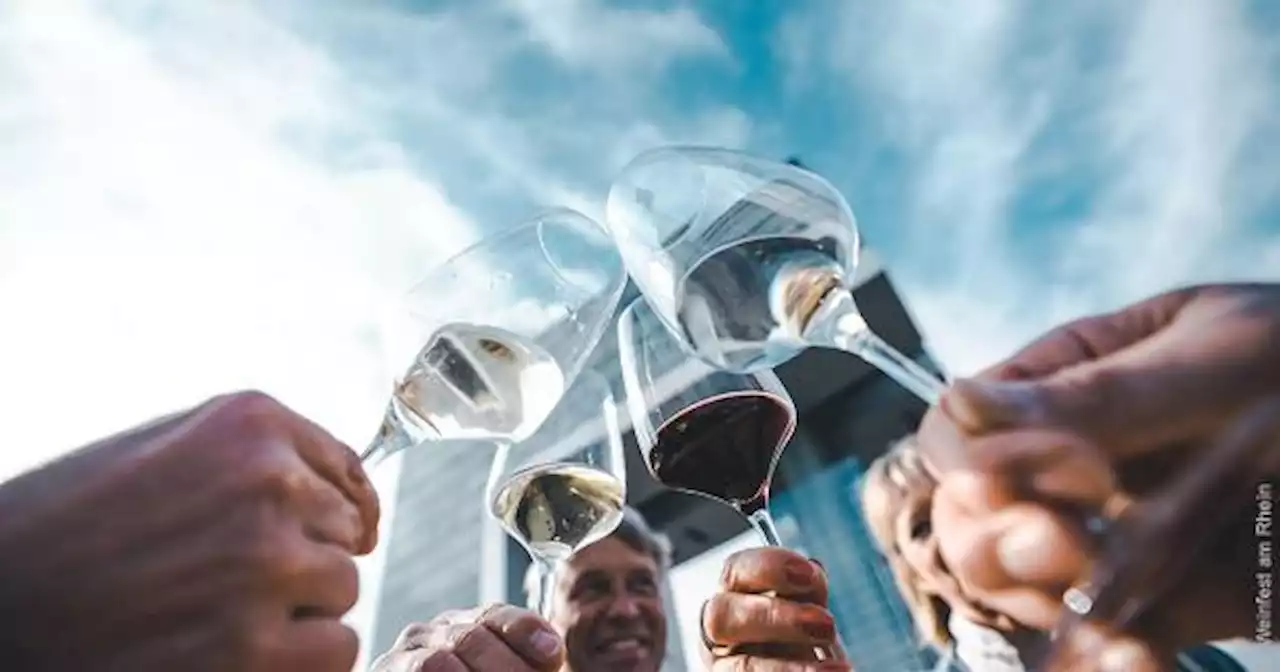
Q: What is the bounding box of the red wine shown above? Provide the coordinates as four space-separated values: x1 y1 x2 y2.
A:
646 391 795 510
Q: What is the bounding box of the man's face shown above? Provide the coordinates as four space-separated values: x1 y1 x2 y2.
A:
548 536 667 672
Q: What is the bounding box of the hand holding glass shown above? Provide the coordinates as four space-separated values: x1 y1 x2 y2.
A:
361 209 627 465
605 147 943 403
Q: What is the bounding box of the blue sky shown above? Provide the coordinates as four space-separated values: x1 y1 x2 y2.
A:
2 0 1278 668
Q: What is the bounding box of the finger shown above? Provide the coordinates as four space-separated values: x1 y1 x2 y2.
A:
936 499 1090 595
206 391 382 554
944 302 1278 460
282 541 360 619
942 429 1121 511
478 604 564 670
1044 619 1167 672
294 470 365 552
391 621 433 650
721 548 829 603
724 642 848 664
274 618 360 672
371 649 432 672
407 650 469 672
975 286 1196 383
441 623 536 671
282 405 382 555
711 653 850 672
703 593 837 648
1055 396 1280 644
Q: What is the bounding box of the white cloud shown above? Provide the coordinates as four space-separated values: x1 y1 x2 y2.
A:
1068 0 1280 300
0 3 483 669
498 0 727 75
0 1 749 668
808 0 1280 375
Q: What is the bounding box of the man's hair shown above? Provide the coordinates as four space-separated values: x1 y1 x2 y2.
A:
523 506 673 610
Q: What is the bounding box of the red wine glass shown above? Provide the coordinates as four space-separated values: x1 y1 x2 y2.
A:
617 297 842 661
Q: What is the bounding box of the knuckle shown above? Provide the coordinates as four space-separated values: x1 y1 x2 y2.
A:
208 390 286 430
252 458 308 505
720 551 747 587
449 621 492 653
436 607 479 627
446 622 481 646
396 622 432 648
253 538 311 583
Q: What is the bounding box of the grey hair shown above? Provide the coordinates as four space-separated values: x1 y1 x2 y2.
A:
523 506 673 610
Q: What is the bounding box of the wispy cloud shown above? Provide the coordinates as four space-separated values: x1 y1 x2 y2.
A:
498 0 727 75
0 0 739 667
782 0 1280 374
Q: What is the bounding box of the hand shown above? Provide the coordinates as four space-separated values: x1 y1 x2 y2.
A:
700 548 849 671
0 390 381 672
371 605 564 671
914 283 1280 655
1041 398 1280 670
920 283 1280 470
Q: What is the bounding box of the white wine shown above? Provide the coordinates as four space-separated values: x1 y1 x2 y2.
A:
676 234 851 373
490 462 625 561
377 323 565 447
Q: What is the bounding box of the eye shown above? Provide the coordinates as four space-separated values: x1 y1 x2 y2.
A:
570 577 610 601
909 517 932 540
629 575 658 597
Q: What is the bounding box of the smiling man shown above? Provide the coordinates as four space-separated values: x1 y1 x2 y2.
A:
369 508 667 672
527 507 669 672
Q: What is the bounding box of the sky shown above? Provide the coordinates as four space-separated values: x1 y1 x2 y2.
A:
2 0 1279 669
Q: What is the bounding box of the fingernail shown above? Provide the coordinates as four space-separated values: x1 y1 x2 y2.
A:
800 614 835 640
946 379 1042 432
529 628 562 659
786 558 816 587
810 558 826 575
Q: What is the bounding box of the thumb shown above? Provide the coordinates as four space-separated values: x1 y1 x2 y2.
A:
943 319 1246 459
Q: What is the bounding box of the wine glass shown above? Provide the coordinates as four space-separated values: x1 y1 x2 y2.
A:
360 208 628 465
604 146 944 403
485 370 628 618
617 297 843 661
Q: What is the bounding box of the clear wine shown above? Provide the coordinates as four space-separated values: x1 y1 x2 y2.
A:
677 234 853 373
490 462 626 561
375 323 565 446
646 391 795 512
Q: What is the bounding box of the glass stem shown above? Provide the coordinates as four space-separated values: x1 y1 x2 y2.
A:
534 557 559 619
809 289 946 404
746 506 783 547
360 400 419 466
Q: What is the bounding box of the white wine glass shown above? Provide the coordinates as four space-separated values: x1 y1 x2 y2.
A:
485 370 628 618
360 208 628 465
617 297 843 662
604 146 944 403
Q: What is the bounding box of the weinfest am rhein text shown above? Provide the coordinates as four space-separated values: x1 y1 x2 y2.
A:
1257 481 1274 643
